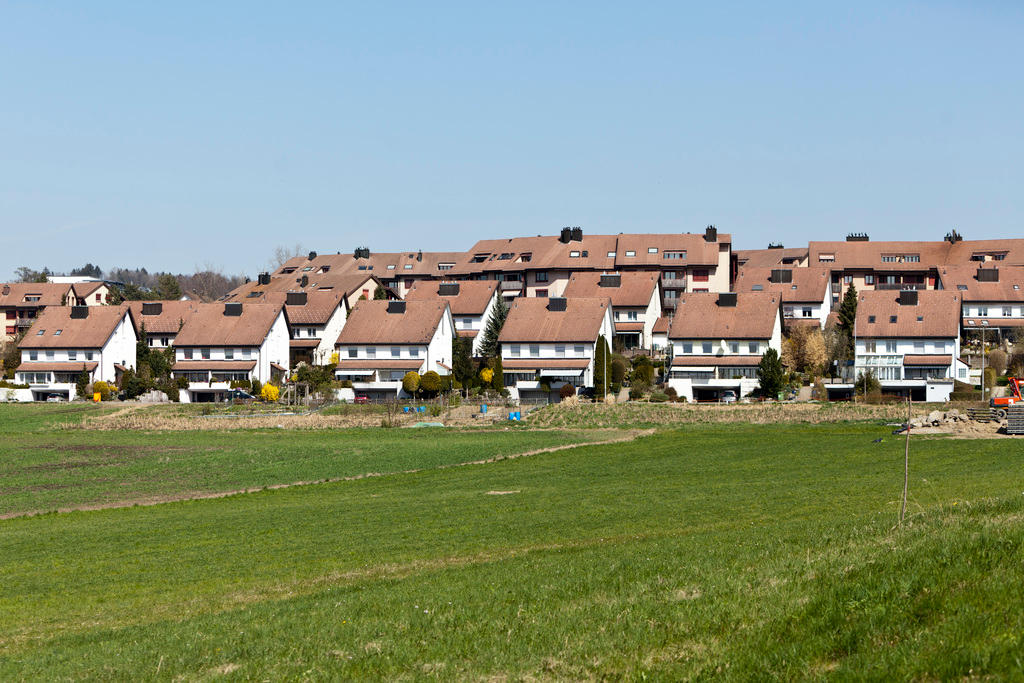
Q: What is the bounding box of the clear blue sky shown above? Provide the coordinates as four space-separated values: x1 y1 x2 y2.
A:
2 1 1022 279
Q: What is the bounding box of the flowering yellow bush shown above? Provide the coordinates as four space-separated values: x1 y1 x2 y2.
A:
480 368 494 384
92 381 112 401
260 383 280 402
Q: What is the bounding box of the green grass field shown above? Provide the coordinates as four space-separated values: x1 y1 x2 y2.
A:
0 404 1022 679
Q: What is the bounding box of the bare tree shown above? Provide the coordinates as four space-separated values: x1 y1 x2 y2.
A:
269 244 306 271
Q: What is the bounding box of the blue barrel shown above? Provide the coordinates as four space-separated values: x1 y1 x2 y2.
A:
419 406 426 413
515 411 521 420
480 404 488 414
403 406 410 413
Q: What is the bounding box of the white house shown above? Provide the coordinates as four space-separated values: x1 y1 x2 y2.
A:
847 290 965 402
334 300 455 400
126 300 200 349
667 292 783 402
733 266 832 330
15 305 136 401
497 297 614 403
1 282 71 343
939 265 1024 342
171 302 290 403
651 316 670 355
404 280 501 355
231 289 350 368
562 272 662 350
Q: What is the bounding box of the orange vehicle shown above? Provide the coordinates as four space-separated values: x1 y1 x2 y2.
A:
991 377 1022 418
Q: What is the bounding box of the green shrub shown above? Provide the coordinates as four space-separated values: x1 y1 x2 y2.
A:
628 386 645 400
649 392 669 403
428 404 443 417
420 371 442 396
402 371 420 396
92 381 113 401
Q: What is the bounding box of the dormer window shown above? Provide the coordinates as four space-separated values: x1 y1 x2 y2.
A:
648 247 658 254
818 253 835 262
957 284 968 290
868 316 875 323
607 251 616 258
387 264 396 270
625 250 636 257
404 264 413 269
889 315 898 323
569 251 581 257
497 253 514 260
752 284 763 291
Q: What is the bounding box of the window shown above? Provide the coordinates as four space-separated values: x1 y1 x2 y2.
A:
535 289 548 298
748 342 759 354
404 264 413 269
818 253 835 262
410 347 419 357
69 350 77 360
977 306 988 317
613 311 620 321
1003 307 1013 317
864 275 875 285
648 247 658 254
934 341 946 353
367 347 376 358
348 348 357 358
754 285 765 292
729 342 739 354
682 342 693 354
54 329 62 336
607 251 616 258
45 350 54 360
535 271 548 283
569 251 581 258
438 263 453 271
497 253 514 260
802 307 812 318
865 340 876 353
844 275 853 284
387 264 396 270
663 251 686 260
201 348 211 360
627 311 638 321
462 317 473 328
881 255 898 263
391 347 400 358
663 271 680 280
225 349 234 360
574 345 584 355
29 350 37 361
885 341 897 353
664 290 678 299
95 293 102 302
868 315 876 323
307 328 316 337
914 342 925 352
36 329 44 336
701 341 712 354
85 352 93 361
783 306 794 317
241 348 251 359
510 344 520 357
957 284 968 291
625 250 636 257
889 315 897 323
555 345 565 357
529 344 540 357
692 269 709 282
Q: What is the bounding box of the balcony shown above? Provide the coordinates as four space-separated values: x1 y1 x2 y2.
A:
660 276 687 289
876 282 926 291
499 280 524 291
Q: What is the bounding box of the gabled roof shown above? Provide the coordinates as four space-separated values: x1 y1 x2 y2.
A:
652 316 670 334
562 272 659 308
937 265 1024 302
498 297 611 343
224 272 380 301
0 282 70 308
126 300 201 335
451 235 618 275
275 251 464 280
613 233 725 268
235 289 347 326
808 238 1024 270
19 305 133 349
336 300 449 345
733 267 831 303
404 280 499 316
668 293 780 340
734 248 809 268
854 291 961 338
173 303 284 347
71 281 106 298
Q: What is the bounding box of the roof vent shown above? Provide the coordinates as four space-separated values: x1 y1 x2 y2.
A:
308 251 317 261
547 297 568 312
438 282 460 296
286 292 308 306
70 306 89 319
704 225 718 242
898 290 918 306
387 300 406 314
599 274 621 288
977 267 999 282
570 227 583 242
716 293 737 307
846 232 869 242
224 302 243 316
2 285 10 296
416 250 423 262
354 247 370 259
767 242 784 249
142 302 163 315
559 227 572 243
770 269 793 283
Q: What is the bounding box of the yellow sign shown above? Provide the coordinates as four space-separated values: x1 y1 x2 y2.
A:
93 392 101 403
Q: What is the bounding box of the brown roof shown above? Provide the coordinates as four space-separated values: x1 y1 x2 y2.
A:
652 316 670 333
671 355 763 367
225 273 380 302
937 265 1024 302
276 251 464 280
808 238 1024 270
668 293 780 340
0 282 70 309
499 297 611 343
71 281 105 298
613 233 725 268
404 280 499 315
235 289 348 325
733 267 830 303
289 339 322 348
854 291 961 338
501 358 592 370
964 318 1024 327
452 235 619 275
562 272 659 307
336 300 448 345
15 361 98 373
734 248 808 268
19 305 132 349
614 322 645 332
335 359 424 370
903 354 952 366
457 329 479 338
127 300 201 334
173 303 284 347
173 360 258 371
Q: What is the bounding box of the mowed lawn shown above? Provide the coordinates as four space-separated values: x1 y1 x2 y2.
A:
1 419 1023 679
0 404 609 516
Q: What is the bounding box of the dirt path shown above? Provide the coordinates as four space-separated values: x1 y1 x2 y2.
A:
2 428 653 520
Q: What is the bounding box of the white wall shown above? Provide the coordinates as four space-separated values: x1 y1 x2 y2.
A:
258 311 290 382
313 304 348 364
425 306 455 375
962 302 1024 318
854 336 960 382
99 313 137 382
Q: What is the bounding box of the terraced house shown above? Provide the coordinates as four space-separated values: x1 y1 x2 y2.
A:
171 302 289 403
733 266 831 331
14 305 136 401
0 282 71 343
126 300 200 349
938 265 1024 342
562 271 661 350
404 280 501 355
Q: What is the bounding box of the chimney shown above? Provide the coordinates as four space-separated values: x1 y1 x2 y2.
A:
438 282 460 296
767 242 784 249
945 229 962 243
2 285 9 296
224 302 243 316
354 247 370 259
547 297 568 312
599 274 621 288
717 293 737 307
258 272 271 286
416 250 423 262
300 275 309 288
308 251 317 261
141 302 163 315
387 300 406 314
70 306 89 319
286 291 307 306
977 267 999 282
846 232 869 242
559 227 572 243
704 225 718 242
570 227 583 242
769 269 793 284
898 290 918 306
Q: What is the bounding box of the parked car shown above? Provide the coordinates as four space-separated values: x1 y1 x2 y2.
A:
225 389 255 401
45 394 66 402
720 390 737 404
353 394 370 404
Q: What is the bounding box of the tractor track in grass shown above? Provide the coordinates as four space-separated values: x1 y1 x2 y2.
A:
0 428 653 520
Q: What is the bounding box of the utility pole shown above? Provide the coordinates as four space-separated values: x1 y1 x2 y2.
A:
981 326 986 403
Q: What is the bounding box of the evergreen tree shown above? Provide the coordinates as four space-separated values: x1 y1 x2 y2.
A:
491 356 504 393
76 370 90 398
478 295 509 358
156 274 182 300
593 334 610 398
757 348 787 398
837 283 858 358
373 285 387 300
452 337 475 390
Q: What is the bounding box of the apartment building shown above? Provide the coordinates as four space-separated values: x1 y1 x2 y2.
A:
230 289 351 367
497 297 614 402
562 272 661 349
334 300 455 400
15 305 136 401
733 267 832 330
272 250 463 298
938 265 1024 340
126 300 200 349
667 292 783 402
227 268 386 309
171 302 289 403
1 283 72 343
404 280 501 355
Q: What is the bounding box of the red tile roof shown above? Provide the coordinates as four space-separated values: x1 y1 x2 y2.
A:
127 300 200 335
903 354 952 366
734 248 808 268
404 280 499 315
501 358 592 370
173 303 284 347
499 297 611 343
671 355 763 367
854 291 961 338
733 267 830 303
937 265 1024 302
0 282 70 309
173 360 258 371
15 361 98 373
19 306 132 349
335 359 424 370
668 293 780 340
336 300 448 345
562 271 659 307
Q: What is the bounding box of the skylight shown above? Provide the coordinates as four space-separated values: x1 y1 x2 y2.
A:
957 284 968 290
36 329 45 335
890 315 898 323
54 330 62 335
868 316 875 323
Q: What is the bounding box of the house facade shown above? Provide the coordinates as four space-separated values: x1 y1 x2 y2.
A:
667 292 783 402
126 300 200 349
171 302 290 403
939 265 1024 341
562 272 661 349
14 305 136 400
497 297 614 402
1 282 72 343
405 280 501 355
733 267 832 330
334 300 455 400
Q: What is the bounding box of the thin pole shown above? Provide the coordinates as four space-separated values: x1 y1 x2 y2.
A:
900 395 910 525
981 326 986 403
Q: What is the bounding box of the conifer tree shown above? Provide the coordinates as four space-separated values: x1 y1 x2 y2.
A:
478 295 509 358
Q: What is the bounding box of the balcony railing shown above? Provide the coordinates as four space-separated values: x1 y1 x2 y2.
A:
876 282 926 291
499 280 524 291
